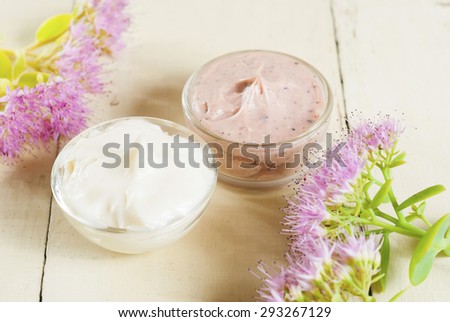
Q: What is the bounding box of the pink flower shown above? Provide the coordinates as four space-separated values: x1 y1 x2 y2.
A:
292 238 334 282
335 231 381 267
57 0 130 93
57 23 103 93
41 77 88 140
92 0 130 52
258 239 334 302
0 0 129 162
315 143 365 205
284 194 327 236
258 232 381 302
0 78 87 159
256 262 289 302
350 117 404 152
284 140 365 257
258 119 398 302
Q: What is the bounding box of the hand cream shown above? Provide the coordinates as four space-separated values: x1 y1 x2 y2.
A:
182 50 333 187
189 51 326 143
51 117 217 253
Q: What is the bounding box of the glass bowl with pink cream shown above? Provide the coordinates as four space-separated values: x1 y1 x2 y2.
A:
182 50 333 188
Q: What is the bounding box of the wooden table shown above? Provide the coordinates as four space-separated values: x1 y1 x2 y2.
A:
1 0 449 301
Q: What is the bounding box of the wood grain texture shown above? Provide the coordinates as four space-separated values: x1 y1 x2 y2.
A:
332 0 450 301
0 151 55 301
40 0 346 301
4 0 448 302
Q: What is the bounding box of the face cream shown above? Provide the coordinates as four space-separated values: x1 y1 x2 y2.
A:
182 50 333 188
51 117 217 254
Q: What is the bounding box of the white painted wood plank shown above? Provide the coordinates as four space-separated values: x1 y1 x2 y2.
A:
0 150 55 301
0 0 73 301
333 0 450 301
41 0 346 301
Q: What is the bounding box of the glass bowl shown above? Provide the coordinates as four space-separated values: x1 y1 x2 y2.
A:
182 50 333 188
51 117 217 254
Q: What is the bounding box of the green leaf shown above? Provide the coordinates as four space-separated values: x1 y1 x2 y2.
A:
0 52 12 79
35 13 72 44
388 287 409 302
372 232 390 293
0 49 16 60
370 179 392 209
17 72 49 88
389 151 407 168
409 213 450 285
397 185 446 211
389 160 406 168
363 181 372 193
0 78 12 97
392 151 407 163
417 202 426 216
445 229 450 257
13 52 26 79
406 214 421 223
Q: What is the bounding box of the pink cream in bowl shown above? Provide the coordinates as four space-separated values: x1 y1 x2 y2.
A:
182 50 333 188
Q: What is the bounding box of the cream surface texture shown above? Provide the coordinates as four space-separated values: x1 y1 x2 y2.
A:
57 119 216 231
190 51 326 143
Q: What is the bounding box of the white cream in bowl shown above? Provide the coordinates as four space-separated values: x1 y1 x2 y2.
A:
51 117 217 254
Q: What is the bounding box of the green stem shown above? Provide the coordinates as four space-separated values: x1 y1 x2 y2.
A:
24 60 42 72
365 229 384 235
378 147 429 236
363 164 384 187
381 164 405 225
26 41 47 52
373 208 398 224
25 51 38 58
371 177 384 187
402 221 426 235
354 217 423 238
33 38 65 65
354 201 362 217
420 215 432 228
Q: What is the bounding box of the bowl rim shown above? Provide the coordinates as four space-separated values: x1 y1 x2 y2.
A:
182 49 334 147
51 116 218 236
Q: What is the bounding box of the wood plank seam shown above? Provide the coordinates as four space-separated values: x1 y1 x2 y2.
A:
38 142 60 302
38 196 53 302
330 0 350 132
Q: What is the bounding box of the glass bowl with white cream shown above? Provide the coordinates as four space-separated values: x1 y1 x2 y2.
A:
182 50 333 188
51 117 217 254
